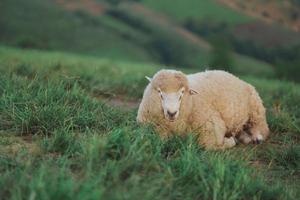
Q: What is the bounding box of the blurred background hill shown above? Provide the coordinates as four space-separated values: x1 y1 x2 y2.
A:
0 0 300 80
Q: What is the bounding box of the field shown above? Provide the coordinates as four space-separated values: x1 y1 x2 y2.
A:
1 0 300 199
0 0 275 75
0 46 299 199
0 0 153 62
142 0 252 25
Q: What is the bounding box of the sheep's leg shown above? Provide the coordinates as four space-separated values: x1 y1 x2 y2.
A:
223 137 237 148
198 115 236 150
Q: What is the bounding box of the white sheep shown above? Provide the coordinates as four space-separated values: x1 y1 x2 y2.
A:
137 69 269 150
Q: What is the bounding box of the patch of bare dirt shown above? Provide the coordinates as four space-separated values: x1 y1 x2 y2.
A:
56 0 107 15
0 133 42 156
108 97 140 109
95 95 140 110
218 0 300 32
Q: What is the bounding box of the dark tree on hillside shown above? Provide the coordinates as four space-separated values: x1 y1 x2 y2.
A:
105 0 142 5
209 38 234 72
292 0 300 6
275 59 300 82
105 0 121 5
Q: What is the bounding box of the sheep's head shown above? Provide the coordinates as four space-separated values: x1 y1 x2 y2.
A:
147 70 198 122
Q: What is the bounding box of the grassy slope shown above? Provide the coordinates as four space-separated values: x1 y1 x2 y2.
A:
142 0 252 25
0 0 275 77
0 46 158 99
0 46 299 199
0 0 153 62
232 54 274 77
140 0 277 77
114 2 274 77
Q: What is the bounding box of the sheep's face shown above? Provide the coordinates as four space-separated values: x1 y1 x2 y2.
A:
147 69 198 122
157 87 185 121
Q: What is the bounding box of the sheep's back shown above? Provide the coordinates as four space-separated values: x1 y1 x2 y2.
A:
187 70 252 133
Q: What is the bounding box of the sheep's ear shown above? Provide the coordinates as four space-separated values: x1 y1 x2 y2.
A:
189 89 198 95
145 76 152 82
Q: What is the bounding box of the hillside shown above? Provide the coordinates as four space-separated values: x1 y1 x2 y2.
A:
0 0 275 77
0 46 299 199
218 0 300 32
0 0 153 62
141 0 300 74
142 0 252 25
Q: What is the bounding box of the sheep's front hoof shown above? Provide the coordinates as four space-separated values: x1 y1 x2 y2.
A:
252 139 262 144
252 134 264 144
224 137 237 148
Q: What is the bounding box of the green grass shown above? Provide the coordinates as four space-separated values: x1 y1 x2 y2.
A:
0 47 299 199
142 0 252 25
232 54 275 78
0 0 154 62
0 46 158 99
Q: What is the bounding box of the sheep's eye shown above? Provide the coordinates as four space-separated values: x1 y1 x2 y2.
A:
180 89 185 95
179 95 182 101
157 88 163 99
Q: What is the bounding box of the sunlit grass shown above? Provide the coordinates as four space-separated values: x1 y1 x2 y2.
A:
0 47 299 199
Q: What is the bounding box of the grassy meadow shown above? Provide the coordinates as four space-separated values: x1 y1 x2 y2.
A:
0 0 153 62
1 0 300 199
142 0 252 25
0 0 275 73
0 46 299 199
